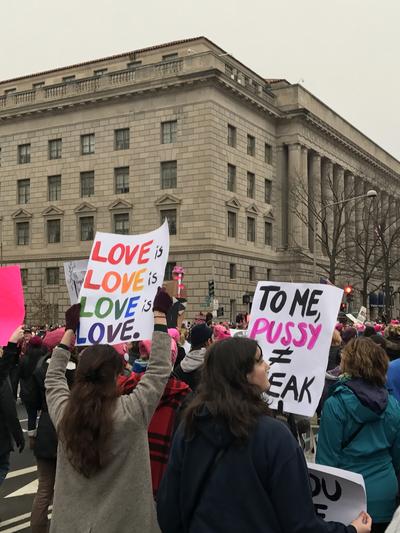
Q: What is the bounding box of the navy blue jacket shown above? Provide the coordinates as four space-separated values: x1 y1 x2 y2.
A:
157 410 356 533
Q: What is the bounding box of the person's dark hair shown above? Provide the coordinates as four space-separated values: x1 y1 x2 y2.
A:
363 325 375 338
370 334 387 350
183 337 270 443
23 345 47 376
59 345 123 478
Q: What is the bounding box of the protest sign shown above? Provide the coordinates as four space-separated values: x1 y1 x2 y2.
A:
77 222 169 345
64 259 88 304
308 463 366 525
346 313 358 324
356 306 367 324
248 282 343 416
0 265 25 346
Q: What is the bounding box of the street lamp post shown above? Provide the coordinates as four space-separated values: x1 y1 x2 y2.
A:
312 189 377 281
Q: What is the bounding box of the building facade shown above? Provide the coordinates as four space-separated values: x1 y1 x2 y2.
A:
1 37 400 324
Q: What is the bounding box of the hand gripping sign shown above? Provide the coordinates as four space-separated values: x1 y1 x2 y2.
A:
76 222 169 345
248 281 343 417
308 463 366 525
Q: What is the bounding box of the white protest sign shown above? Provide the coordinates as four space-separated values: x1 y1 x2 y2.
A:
229 328 248 338
356 306 367 324
308 463 366 525
76 222 169 345
64 260 88 304
346 313 358 324
248 282 343 416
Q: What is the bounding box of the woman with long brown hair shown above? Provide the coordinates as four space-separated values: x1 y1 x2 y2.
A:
317 337 400 532
45 289 173 533
157 337 371 533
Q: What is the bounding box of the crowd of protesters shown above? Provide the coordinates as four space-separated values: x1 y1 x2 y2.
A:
3 294 400 531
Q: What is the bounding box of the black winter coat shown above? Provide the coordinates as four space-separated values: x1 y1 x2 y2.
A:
32 354 75 460
385 337 400 361
157 409 356 533
0 343 24 456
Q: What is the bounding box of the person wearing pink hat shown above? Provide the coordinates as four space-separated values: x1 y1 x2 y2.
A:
213 324 231 342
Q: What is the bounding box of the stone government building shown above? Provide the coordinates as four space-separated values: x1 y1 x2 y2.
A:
1 36 400 324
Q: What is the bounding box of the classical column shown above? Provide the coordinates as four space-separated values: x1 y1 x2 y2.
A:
301 146 309 249
354 176 364 261
333 165 345 232
344 172 355 257
321 159 334 255
389 195 396 242
287 143 303 248
309 152 322 254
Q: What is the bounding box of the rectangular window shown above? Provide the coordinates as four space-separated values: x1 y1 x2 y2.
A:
32 81 45 89
80 171 94 197
48 139 62 160
62 75 75 83
81 133 95 155
227 124 236 147
229 263 236 280
18 144 31 164
267 268 271 280
94 68 107 76
161 161 177 189
127 60 142 69
114 128 130 150
162 53 178 61
16 222 29 245
264 179 272 203
47 219 61 243
17 179 30 204
114 167 129 194
161 209 177 235
46 267 59 285
247 172 255 199
247 135 255 156
249 266 256 281
20 268 28 286
264 221 273 246
0 147 2 166
227 211 237 238
265 143 273 164
227 164 236 192
5 88 16 94
48 175 61 201
114 213 130 235
80 216 94 241
247 217 256 242
161 121 177 144
164 261 176 281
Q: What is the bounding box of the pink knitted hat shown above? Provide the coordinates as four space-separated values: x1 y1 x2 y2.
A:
213 324 231 341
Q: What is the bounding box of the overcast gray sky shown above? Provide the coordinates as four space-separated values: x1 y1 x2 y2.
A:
2 0 400 160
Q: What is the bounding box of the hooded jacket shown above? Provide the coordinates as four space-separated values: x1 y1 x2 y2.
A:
157 409 356 533
385 336 400 361
172 348 206 391
317 378 400 523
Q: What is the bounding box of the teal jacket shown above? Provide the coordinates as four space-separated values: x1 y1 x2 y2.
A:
316 378 400 523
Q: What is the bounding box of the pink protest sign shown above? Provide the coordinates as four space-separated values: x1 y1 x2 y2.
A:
0 265 25 346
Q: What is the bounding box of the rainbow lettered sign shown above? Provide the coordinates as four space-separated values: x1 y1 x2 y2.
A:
76 222 169 345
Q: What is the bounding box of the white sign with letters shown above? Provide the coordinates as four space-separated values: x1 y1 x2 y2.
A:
308 463 366 525
248 281 343 416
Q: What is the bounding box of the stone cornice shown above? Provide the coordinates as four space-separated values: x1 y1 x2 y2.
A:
0 55 281 122
284 108 400 182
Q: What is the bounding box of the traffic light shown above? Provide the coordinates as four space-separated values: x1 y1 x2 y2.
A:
344 285 354 302
208 279 215 298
